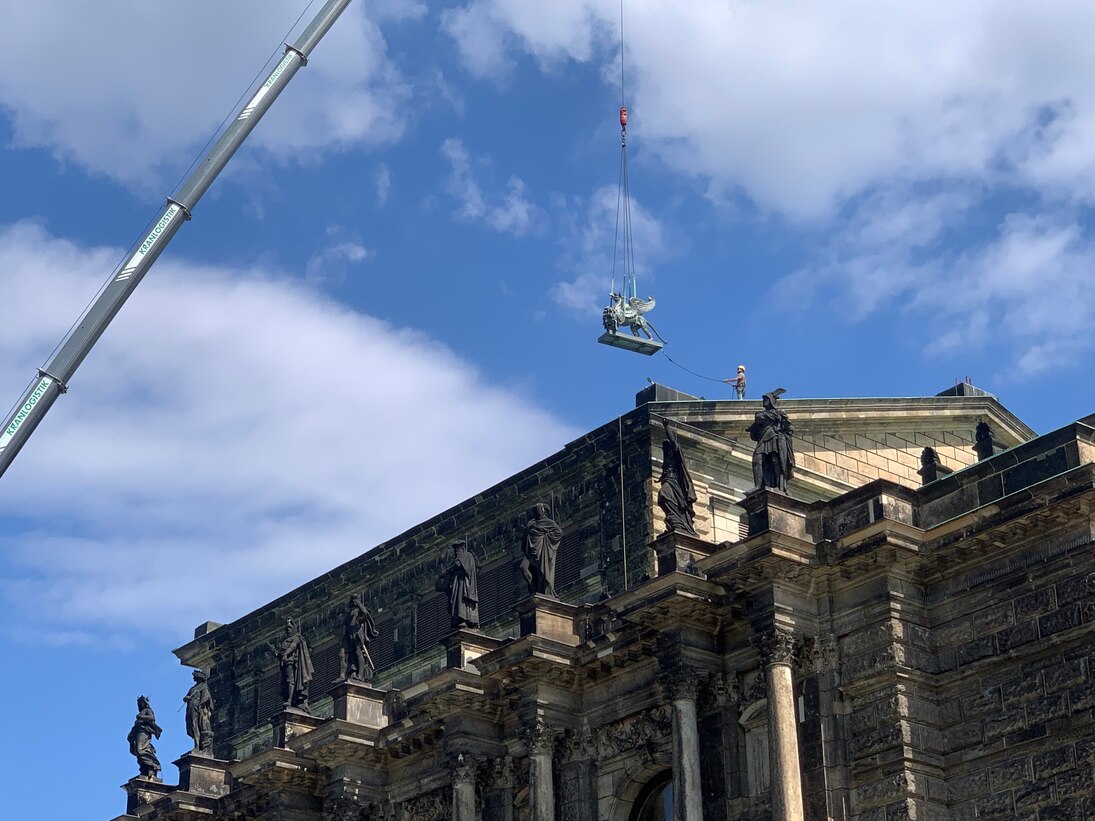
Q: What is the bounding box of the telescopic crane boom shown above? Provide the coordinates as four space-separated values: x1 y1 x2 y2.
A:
0 0 356 481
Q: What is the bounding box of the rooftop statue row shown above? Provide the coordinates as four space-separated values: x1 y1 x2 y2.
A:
657 389 797 537
126 670 214 781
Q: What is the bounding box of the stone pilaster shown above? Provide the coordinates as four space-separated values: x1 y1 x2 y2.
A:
482 756 516 821
758 626 805 821
523 718 557 821
558 727 599 821
448 753 478 821
659 665 704 821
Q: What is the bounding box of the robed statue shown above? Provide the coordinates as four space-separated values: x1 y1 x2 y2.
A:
748 388 795 493
278 618 314 711
657 419 698 535
343 592 379 682
127 695 163 779
439 541 479 629
183 670 214 754
520 503 563 597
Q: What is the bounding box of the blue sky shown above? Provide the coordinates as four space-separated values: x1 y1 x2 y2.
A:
2 1 1095 815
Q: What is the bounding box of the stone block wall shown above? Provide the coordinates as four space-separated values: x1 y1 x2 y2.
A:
178 404 664 760
936 535 1095 820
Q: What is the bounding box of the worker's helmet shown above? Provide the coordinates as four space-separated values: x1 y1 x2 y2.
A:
737 364 745 371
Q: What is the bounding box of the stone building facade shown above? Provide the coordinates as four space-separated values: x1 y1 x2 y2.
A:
112 384 1095 821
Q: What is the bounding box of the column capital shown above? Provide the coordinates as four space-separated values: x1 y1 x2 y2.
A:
446 752 478 784
523 717 559 756
657 662 701 701
755 625 799 667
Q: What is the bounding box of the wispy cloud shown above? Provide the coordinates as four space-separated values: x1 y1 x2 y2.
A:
0 221 579 641
305 226 372 284
551 184 667 315
777 190 1095 370
375 163 392 207
440 137 545 236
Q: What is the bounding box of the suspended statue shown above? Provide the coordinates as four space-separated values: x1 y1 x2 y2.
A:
657 420 697 535
748 389 795 493
127 695 163 780
596 104 665 356
602 293 658 340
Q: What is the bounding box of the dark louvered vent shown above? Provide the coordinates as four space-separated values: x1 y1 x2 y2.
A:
556 531 582 591
311 642 341 695
372 617 395 671
255 671 281 722
479 558 518 624
415 593 449 652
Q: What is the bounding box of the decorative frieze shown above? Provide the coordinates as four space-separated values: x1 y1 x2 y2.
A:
594 706 672 763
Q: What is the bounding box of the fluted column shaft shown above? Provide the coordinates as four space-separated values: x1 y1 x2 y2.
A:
526 720 557 821
763 628 805 821
660 666 703 821
450 754 477 821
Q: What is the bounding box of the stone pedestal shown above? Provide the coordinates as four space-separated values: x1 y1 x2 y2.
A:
650 530 715 576
442 628 504 671
517 595 579 646
331 679 388 728
271 707 324 748
122 776 174 813
738 489 811 541
176 751 233 798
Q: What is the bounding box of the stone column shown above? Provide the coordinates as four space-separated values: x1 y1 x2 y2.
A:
761 627 805 821
659 666 703 821
524 719 557 821
449 754 478 821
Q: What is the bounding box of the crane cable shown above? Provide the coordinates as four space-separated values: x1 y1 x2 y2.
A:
610 0 636 302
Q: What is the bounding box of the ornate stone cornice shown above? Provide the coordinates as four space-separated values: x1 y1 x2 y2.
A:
754 626 799 667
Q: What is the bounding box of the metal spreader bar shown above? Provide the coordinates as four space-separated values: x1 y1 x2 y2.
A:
0 0 355 480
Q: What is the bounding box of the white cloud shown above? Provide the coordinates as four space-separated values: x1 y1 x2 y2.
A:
443 0 1095 219
0 221 580 640
0 1 410 187
551 183 666 315
440 137 545 236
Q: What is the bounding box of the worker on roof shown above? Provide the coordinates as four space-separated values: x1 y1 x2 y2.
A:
724 365 746 400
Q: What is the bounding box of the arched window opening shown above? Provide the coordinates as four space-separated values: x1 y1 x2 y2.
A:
629 769 673 821
739 700 770 798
